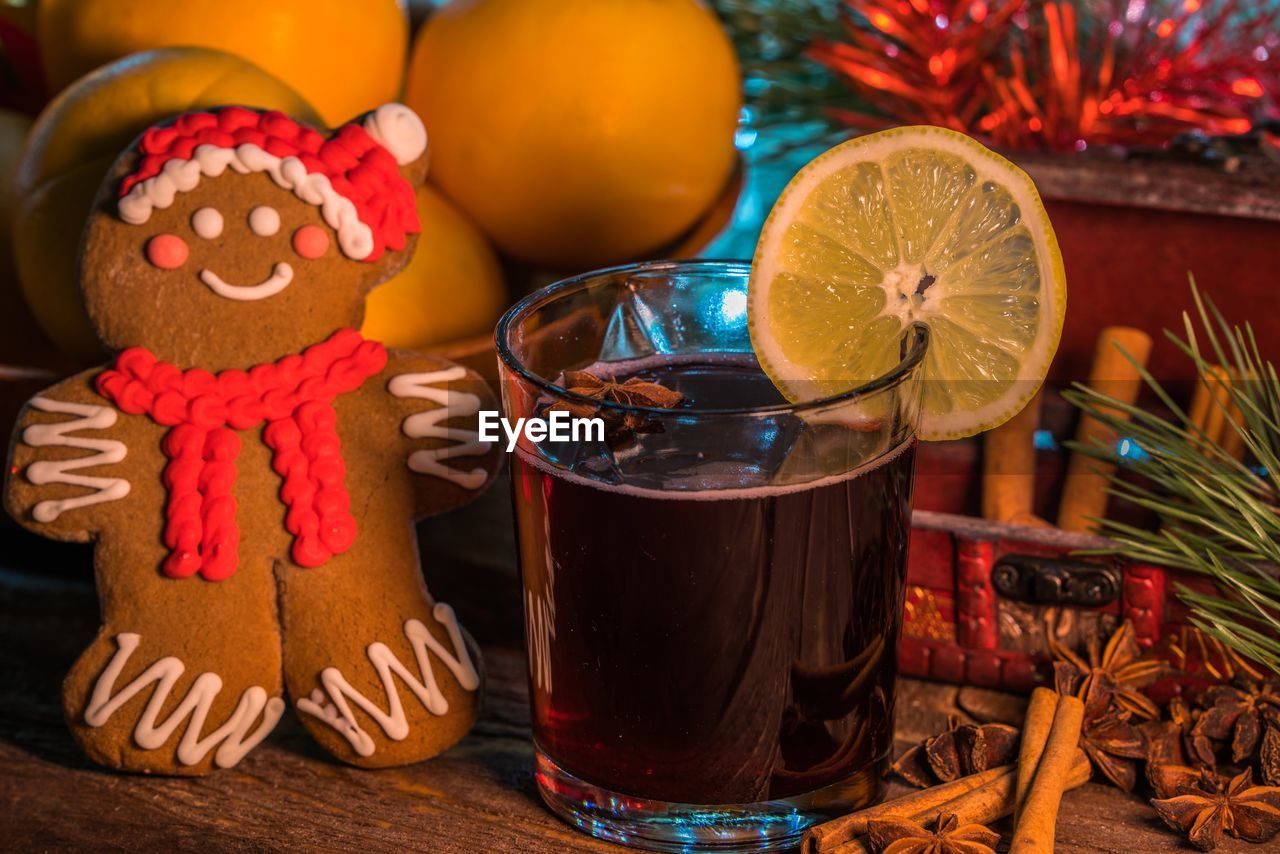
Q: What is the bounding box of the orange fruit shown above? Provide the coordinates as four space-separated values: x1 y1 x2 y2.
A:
405 0 741 270
0 109 32 267
37 0 406 125
14 47 317 360
363 184 507 351
0 108 60 365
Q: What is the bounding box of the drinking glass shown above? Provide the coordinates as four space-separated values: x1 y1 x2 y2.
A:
496 260 928 852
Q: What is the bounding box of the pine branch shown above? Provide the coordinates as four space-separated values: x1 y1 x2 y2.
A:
708 0 862 156
1061 278 1280 674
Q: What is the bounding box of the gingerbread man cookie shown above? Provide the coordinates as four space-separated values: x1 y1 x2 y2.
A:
4 104 501 774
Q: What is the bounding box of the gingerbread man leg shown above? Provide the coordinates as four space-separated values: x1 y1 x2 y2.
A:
6 380 286 775
276 353 497 767
278 520 482 767
63 536 285 775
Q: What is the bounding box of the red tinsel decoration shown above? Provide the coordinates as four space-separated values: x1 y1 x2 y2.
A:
809 0 1280 150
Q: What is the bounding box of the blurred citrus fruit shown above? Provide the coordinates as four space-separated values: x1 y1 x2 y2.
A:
363 184 507 351
0 108 60 365
0 108 32 265
37 0 405 125
13 47 317 360
405 0 741 270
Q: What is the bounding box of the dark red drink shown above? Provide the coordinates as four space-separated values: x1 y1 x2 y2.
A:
511 356 916 806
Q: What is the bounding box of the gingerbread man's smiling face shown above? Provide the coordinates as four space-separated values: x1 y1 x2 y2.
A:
81 106 429 369
150 191 332 301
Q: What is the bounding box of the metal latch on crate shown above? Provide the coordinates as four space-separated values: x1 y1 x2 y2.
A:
990 554 1121 607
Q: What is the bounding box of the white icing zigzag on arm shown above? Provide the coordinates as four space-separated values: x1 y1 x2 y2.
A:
387 367 492 489
23 397 131 523
296 603 480 757
86 633 285 768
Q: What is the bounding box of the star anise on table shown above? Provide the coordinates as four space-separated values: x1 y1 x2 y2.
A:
1079 706 1148 792
545 370 685 443
866 813 999 854
1050 620 1164 721
1149 762 1213 799
890 716 1020 787
1142 696 1217 771
1261 705 1280 786
1191 676 1280 764
1150 768 1280 851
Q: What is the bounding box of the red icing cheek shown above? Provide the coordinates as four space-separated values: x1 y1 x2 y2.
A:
146 234 189 269
292 225 330 259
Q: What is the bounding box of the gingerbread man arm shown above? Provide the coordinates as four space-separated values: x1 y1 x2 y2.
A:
381 350 502 518
4 369 133 542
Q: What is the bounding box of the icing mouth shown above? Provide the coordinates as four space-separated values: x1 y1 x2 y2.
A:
199 263 294 301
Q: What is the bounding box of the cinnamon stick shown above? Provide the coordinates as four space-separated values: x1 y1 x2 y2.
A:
826 753 1090 854
1013 688 1059 825
909 752 1087 829
1188 364 1231 456
1220 399 1247 460
1188 364 1224 437
982 391 1043 524
1057 326 1152 532
1009 694 1086 853
800 766 1011 854
1219 367 1249 461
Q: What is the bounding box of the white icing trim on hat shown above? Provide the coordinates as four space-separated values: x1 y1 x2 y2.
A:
118 143 375 260
363 104 427 166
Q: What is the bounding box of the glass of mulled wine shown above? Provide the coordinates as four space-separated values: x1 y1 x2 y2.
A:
496 260 928 853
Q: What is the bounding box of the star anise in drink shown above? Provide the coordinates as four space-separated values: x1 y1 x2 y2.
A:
1079 707 1148 792
890 716 1020 787
1050 620 1164 721
866 813 999 854
545 370 685 444
1150 768 1280 851
1191 676 1280 764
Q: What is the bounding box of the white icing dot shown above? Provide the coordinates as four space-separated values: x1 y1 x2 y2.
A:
191 207 223 239
248 206 281 237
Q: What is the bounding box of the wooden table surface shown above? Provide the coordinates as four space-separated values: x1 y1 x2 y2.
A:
0 492 1248 852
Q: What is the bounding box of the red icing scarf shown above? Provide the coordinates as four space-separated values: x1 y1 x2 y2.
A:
96 329 388 581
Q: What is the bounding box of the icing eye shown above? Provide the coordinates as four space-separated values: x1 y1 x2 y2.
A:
292 225 329 259
248 206 280 237
191 207 223 239
146 234 189 269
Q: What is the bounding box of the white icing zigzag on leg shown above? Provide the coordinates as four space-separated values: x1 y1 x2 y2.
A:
296 603 480 757
85 633 285 768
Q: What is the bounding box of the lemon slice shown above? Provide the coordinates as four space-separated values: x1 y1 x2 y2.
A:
749 125 1066 440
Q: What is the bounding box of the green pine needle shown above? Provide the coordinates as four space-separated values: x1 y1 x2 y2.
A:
1061 278 1280 675
708 0 861 157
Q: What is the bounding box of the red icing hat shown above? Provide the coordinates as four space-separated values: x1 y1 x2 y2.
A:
117 104 427 262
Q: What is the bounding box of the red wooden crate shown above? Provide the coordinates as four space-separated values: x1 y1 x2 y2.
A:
895 147 1278 691
901 391 1233 693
